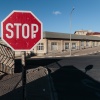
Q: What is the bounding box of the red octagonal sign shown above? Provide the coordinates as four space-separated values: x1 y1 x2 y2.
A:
1 10 43 51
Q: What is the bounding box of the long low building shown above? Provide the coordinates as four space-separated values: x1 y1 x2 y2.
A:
1 31 100 56
33 31 100 55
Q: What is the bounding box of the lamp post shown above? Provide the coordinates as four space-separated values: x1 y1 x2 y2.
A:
70 7 75 56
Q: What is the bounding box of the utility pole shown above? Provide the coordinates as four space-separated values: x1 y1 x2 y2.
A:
70 7 75 56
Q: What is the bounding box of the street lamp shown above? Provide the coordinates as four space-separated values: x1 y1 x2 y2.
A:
70 7 75 56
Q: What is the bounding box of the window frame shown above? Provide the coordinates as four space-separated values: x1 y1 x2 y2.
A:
65 42 69 50
51 42 58 51
37 43 44 50
72 43 76 49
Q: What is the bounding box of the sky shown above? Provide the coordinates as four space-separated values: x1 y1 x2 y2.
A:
0 0 100 34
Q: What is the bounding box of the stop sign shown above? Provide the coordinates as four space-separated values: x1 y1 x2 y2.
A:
1 10 43 51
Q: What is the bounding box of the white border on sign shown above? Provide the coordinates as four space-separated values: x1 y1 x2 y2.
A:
1 10 43 51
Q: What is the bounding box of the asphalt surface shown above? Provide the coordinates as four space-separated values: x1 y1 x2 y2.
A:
46 54 100 100
15 53 100 100
1 53 100 100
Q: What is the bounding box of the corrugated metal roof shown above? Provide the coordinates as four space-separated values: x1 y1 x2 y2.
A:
43 31 100 41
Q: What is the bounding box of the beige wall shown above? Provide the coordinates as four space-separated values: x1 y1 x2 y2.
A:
33 39 47 55
47 39 62 53
0 38 100 56
33 38 100 55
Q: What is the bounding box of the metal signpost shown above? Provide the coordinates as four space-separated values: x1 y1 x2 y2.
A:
21 51 26 100
1 10 43 100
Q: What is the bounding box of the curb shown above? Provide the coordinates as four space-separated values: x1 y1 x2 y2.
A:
46 68 58 100
15 51 100 59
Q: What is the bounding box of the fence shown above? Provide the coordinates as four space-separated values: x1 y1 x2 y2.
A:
0 43 15 74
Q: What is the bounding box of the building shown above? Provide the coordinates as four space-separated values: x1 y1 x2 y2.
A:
0 31 100 56
74 30 90 35
86 32 100 37
33 31 100 55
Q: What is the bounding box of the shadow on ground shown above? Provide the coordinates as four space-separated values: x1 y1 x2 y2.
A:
50 65 100 100
0 74 51 100
0 58 61 100
15 58 61 72
1 58 100 100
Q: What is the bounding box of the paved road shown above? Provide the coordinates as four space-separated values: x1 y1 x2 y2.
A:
46 55 100 100
15 54 100 100
1 53 100 100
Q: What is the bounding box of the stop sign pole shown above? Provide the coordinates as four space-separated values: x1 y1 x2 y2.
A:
21 51 26 100
1 10 43 100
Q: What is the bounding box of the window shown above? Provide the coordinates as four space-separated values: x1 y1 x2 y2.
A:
81 41 83 46
65 43 69 49
51 42 57 50
97 42 98 46
92 42 95 47
86 41 89 46
72 43 76 49
37 43 44 50
95 41 97 46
